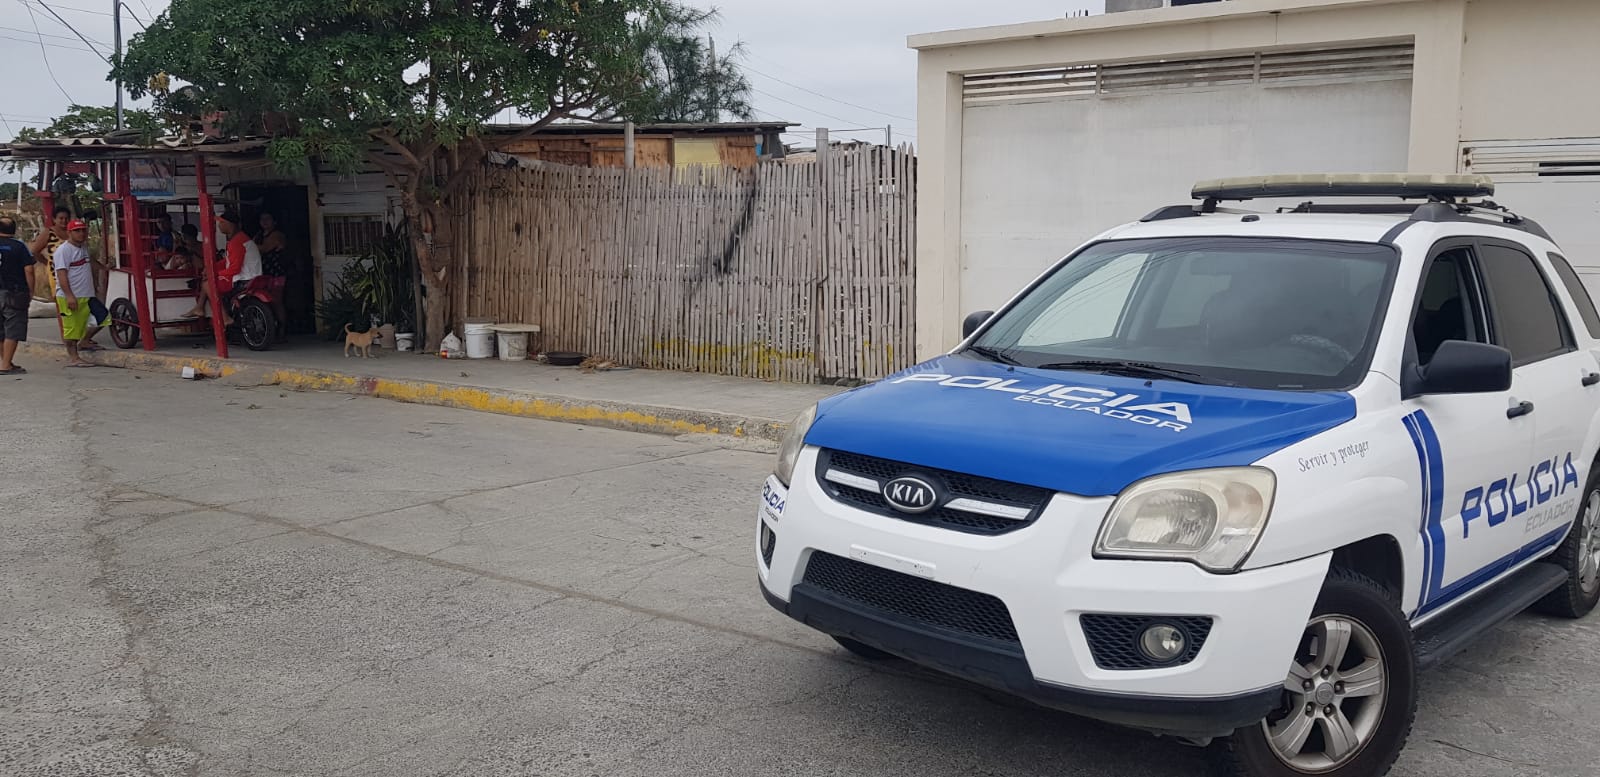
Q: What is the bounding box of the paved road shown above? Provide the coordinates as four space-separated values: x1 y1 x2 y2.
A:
2 363 1595 776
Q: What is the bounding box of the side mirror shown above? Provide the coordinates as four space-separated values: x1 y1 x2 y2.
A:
963 310 994 339
1418 340 1512 395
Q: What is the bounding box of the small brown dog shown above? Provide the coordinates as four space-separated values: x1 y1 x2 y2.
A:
343 323 382 358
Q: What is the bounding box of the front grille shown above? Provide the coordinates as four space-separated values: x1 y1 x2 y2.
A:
1079 614 1214 670
802 551 1020 645
817 449 1052 535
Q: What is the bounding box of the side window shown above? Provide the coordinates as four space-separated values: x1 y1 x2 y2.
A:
1017 252 1149 346
1478 244 1573 365
1411 248 1488 367
1547 252 1600 339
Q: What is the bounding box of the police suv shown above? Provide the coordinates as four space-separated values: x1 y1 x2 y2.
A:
756 175 1600 777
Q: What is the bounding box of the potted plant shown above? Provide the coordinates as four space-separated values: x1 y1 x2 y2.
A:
323 222 416 348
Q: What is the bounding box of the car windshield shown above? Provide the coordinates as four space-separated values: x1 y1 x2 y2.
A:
967 237 1398 390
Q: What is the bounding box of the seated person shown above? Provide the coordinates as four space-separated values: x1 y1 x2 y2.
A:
179 212 262 327
162 225 203 271
155 213 176 253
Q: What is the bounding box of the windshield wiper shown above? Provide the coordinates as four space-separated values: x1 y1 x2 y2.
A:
965 345 1023 366
1032 359 1230 386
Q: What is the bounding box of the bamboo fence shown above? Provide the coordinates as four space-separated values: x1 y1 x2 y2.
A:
461 144 916 383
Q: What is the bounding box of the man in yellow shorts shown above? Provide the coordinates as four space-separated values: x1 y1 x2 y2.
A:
53 219 101 368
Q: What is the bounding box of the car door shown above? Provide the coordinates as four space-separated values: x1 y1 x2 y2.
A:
1476 243 1595 553
1401 242 1536 619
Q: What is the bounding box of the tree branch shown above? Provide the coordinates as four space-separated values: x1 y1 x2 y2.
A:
369 129 424 170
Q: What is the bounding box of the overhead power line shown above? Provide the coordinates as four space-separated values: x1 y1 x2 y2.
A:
16 1 77 103
19 0 110 60
0 31 98 54
25 0 114 17
0 22 103 48
120 2 148 29
749 87 864 128
744 63 917 125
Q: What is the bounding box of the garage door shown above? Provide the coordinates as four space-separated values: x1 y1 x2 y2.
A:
959 44 1414 311
1464 139 1600 301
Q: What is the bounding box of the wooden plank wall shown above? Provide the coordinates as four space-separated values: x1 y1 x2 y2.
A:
461 144 917 383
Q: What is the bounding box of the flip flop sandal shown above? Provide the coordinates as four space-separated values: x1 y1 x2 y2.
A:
65 363 95 369
0 366 25 375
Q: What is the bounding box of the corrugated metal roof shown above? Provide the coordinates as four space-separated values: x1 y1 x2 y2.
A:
0 121 795 159
482 121 796 136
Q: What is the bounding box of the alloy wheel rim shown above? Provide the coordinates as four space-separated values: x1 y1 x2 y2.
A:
1579 489 1600 595
1263 615 1387 773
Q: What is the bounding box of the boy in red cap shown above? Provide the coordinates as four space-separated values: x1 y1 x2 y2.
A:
53 219 105 367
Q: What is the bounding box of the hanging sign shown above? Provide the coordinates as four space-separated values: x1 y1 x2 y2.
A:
129 158 177 198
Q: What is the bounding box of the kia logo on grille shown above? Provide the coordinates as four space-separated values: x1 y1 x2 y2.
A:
883 477 939 514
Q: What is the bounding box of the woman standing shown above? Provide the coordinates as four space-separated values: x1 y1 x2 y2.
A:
255 212 290 340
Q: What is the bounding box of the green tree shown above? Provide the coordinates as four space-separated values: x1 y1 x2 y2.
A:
114 0 745 346
11 104 160 144
634 37 753 123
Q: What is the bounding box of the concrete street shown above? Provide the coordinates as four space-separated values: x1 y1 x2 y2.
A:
3 363 1595 776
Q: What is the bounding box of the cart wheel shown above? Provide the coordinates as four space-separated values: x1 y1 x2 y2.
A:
109 298 139 349
239 298 275 351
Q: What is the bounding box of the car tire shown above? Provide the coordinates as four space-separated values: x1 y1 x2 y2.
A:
832 636 897 661
1533 463 1600 619
1210 567 1417 777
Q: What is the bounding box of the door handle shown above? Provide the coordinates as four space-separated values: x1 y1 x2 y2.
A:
1583 373 1600 387
1507 401 1535 419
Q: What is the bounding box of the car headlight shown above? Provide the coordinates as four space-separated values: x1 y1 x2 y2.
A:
1094 467 1276 573
773 404 819 486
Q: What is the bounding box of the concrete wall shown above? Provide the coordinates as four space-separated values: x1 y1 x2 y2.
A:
957 79 1413 312
1459 0 1600 143
911 0 1471 359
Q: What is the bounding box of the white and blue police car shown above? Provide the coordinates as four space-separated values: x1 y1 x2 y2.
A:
756 174 1600 777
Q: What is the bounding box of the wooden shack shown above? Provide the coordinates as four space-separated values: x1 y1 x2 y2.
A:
490 122 794 170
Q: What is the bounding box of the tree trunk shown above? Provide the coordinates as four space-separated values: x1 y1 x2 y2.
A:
399 188 455 351
422 268 451 351
380 138 482 353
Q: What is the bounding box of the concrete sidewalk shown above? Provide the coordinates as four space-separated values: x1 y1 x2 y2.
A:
17 319 842 441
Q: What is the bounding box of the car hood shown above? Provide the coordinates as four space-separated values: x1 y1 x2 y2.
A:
804 354 1356 497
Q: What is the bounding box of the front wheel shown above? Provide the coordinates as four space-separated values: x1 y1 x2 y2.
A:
1211 568 1417 777
108 298 139 349
238 298 275 351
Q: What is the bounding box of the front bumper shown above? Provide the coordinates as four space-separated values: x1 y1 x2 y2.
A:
757 450 1332 737
760 577 1281 737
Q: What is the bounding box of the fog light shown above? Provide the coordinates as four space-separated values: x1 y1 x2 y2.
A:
1138 623 1187 663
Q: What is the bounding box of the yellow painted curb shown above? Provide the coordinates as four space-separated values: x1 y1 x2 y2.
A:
18 341 788 441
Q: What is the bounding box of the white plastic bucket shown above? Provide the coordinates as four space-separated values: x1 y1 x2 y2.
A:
491 324 541 362
463 319 496 359
394 333 415 352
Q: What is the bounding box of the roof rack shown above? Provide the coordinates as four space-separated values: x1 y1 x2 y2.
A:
1138 175 1554 242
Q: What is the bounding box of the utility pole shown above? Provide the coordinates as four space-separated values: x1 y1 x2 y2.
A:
885 125 892 148
708 36 718 123
113 0 123 130
624 121 635 169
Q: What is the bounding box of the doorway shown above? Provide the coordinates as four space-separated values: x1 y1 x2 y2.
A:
233 183 316 336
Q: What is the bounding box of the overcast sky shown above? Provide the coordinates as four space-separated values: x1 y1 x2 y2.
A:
0 0 1103 150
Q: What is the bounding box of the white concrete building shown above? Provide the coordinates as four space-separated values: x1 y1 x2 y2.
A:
910 0 1600 358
